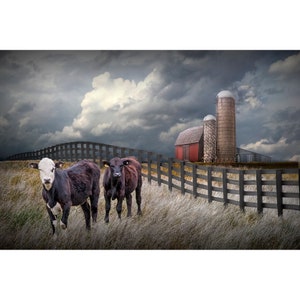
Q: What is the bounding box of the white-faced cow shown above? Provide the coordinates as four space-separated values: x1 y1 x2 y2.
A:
30 158 100 235
102 156 142 223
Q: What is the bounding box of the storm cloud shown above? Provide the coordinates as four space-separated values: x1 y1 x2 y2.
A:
0 50 299 161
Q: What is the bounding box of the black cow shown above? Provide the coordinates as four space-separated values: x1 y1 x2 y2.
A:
30 158 100 235
102 156 142 223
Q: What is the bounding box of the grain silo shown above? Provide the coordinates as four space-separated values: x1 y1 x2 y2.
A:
216 90 236 163
203 114 216 162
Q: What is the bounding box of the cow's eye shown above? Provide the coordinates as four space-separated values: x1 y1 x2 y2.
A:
51 168 55 173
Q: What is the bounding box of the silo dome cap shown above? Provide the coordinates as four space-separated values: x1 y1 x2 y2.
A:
204 114 216 121
217 90 235 99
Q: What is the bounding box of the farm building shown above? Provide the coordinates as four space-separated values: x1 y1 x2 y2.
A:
174 90 271 163
203 114 217 162
175 126 204 162
216 90 236 163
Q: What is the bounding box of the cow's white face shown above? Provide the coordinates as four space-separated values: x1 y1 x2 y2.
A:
38 158 56 190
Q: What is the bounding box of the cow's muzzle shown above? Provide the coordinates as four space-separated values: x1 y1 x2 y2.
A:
44 178 51 184
43 183 52 191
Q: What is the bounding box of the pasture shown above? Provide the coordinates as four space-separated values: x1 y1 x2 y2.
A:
1 160 300 249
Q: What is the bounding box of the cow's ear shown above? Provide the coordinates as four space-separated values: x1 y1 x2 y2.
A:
123 160 130 165
55 161 64 168
29 162 38 169
102 161 110 168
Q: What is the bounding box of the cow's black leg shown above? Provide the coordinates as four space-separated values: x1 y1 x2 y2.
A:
90 194 99 223
81 201 91 230
135 185 142 216
116 197 124 219
60 203 71 229
46 205 57 235
126 193 132 218
104 194 111 223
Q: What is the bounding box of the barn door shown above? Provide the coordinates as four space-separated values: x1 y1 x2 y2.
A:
183 145 189 161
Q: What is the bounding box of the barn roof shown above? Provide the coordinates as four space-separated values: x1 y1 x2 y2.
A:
175 126 203 146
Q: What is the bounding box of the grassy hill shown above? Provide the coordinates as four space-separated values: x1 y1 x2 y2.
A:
1 160 300 249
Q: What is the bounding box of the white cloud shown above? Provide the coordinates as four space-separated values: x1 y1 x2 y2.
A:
233 82 264 115
245 96 263 109
289 155 300 162
60 126 81 139
238 85 251 91
37 125 82 145
38 68 167 144
240 137 290 157
90 122 112 136
269 52 300 76
58 72 135 134
19 116 31 128
83 71 138 112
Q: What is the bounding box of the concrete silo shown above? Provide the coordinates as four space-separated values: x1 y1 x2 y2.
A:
216 90 236 163
203 114 216 162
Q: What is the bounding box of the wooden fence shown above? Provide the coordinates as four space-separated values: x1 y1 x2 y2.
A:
7 141 300 216
7 141 151 164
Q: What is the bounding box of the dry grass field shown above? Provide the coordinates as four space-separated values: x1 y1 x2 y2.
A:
1 160 300 249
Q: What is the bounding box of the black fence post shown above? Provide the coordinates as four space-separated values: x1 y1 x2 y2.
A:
299 168 300 209
71 143 74 161
64 144 67 161
157 154 162 186
147 152 152 183
168 158 173 192
56 145 60 160
59 144 62 160
113 146 117 157
75 143 78 161
92 143 95 162
137 150 142 163
64 144 68 161
239 170 245 213
276 170 283 216
86 142 90 160
78 142 82 160
121 147 125 158
128 148 134 157
207 167 212 203
105 145 110 160
256 170 263 214
192 164 197 198
180 161 185 195
223 169 228 207
98 144 102 166
44 147 48 158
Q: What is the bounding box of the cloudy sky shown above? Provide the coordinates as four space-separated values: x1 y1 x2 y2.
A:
0 50 299 161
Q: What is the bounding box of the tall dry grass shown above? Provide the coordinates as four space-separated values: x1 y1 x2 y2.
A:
1 160 300 249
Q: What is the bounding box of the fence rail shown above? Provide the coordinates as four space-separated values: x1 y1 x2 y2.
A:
7 141 300 216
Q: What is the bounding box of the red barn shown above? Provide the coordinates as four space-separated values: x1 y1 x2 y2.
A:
174 126 204 162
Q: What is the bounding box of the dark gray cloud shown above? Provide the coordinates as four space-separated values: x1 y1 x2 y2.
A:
0 50 299 161
264 108 300 144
